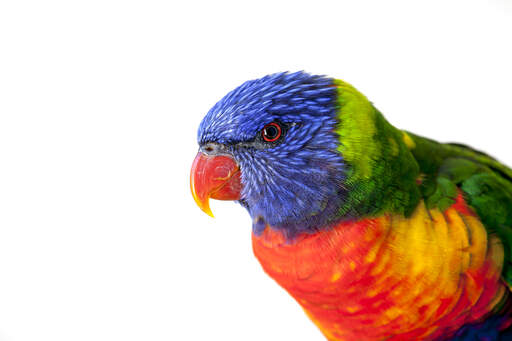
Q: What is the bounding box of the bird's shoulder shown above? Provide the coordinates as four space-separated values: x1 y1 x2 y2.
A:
407 133 512 286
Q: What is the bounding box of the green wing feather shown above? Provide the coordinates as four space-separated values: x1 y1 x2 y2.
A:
334 81 422 218
407 133 512 286
333 79 512 285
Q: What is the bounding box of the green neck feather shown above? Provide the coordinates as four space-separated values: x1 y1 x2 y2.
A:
334 80 421 218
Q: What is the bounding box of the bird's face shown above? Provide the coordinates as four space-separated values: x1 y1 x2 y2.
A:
190 72 347 238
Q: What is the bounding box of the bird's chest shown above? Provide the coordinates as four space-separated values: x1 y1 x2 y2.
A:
252 199 508 341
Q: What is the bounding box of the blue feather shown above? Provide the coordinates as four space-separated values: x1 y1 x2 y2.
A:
198 71 347 239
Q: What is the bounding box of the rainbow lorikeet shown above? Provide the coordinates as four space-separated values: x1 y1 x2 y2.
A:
189 72 512 341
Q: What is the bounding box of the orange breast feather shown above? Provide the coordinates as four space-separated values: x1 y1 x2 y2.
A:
252 195 510 341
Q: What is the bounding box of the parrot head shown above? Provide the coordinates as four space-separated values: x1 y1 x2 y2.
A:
190 72 348 238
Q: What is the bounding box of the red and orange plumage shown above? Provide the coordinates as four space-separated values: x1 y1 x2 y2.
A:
253 193 511 340
190 72 512 340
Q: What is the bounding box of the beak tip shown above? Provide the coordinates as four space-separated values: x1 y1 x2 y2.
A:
192 190 215 218
205 209 215 218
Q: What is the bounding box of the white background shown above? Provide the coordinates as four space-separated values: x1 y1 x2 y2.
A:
1 1 511 340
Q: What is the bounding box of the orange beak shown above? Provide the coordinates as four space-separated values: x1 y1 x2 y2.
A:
190 152 241 217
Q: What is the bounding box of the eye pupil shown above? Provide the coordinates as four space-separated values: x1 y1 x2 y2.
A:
265 126 277 138
262 122 282 142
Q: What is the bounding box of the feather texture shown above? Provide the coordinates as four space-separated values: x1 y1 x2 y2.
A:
194 71 512 340
253 195 511 340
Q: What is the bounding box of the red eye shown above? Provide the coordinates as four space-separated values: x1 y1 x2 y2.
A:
262 122 282 142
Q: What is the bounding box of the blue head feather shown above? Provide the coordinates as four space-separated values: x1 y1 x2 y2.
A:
198 71 347 238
